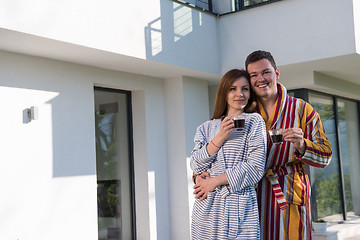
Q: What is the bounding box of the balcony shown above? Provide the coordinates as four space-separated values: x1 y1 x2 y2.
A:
173 0 282 15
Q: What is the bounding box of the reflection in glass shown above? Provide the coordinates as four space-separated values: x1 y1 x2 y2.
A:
287 91 294 97
309 93 343 221
244 0 269 7
95 90 133 240
337 99 360 218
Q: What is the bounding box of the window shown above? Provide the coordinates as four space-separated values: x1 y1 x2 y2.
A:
94 87 135 240
243 0 271 7
172 0 281 15
337 99 360 219
308 93 343 221
289 89 360 222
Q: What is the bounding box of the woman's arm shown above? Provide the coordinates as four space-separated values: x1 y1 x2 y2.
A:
193 173 228 200
190 117 234 174
190 123 215 174
225 114 266 193
194 115 267 200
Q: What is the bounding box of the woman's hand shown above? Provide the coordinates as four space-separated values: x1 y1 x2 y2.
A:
193 177 218 201
218 117 235 140
207 117 234 156
193 173 228 201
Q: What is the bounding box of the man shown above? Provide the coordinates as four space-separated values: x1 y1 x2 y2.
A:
245 50 332 239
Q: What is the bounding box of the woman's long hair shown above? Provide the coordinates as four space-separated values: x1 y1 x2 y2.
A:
211 69 256 120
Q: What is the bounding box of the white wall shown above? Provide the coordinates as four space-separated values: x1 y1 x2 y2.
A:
0 0 220 75
219 0 356 73
314 72 360 99
163 77 190 240
0 51 98 240
353 0 360 53
150 1 220 74
183 77 211 157
208 84 218 118
0 49 191 240
183 77 211 234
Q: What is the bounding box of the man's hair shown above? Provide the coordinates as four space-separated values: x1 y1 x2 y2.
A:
245 50 277 71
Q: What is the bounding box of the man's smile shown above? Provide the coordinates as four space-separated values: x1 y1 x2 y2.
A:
257 82 269 88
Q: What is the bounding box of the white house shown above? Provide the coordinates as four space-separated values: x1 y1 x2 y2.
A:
0 0 359 239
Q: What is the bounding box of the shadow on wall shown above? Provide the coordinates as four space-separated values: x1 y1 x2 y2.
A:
48 93 95 178
145 0 218 72
1 51 96 178
145 1 203 58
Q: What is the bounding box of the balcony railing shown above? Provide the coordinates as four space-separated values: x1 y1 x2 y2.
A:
173 0 282 15
174 0 213 13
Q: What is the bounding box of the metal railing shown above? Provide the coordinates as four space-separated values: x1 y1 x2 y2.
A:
173 0 213 14
173 0 282 15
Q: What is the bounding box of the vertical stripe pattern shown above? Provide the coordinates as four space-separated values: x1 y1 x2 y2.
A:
257 83 332 240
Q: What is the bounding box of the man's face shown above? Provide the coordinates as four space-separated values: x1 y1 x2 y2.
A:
247 59 279 100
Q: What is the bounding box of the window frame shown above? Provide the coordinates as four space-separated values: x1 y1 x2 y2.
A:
94 86 137 239
172 0 283 16
289 88 360 221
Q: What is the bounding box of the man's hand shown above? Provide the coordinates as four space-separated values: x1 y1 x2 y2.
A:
283 128 306 155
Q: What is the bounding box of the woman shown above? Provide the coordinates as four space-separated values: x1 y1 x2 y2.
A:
190 69 266 239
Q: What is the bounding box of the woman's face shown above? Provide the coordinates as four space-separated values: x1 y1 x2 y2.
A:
226 77 250 116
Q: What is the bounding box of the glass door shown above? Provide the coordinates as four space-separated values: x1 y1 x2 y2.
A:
290 89 360 222
94 87 135 240
337 99 360 219
309 93 343 222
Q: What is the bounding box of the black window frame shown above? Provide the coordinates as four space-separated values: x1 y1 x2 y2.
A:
172 0 283 16
289 88 360 221
94 86 137 239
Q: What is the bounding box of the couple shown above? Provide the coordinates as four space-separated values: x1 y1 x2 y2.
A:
190 50 333 240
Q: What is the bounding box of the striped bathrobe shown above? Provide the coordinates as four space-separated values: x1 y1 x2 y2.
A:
257 83 332 240
190 113 266 239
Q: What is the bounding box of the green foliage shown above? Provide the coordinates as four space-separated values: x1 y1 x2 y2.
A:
95 111 118 180
311 103 334 121
98 182 118 217
95 111 119 218
314 171 354 218
344 174 353 212
311 102 345 122
314 172 342 218
311 99 352 219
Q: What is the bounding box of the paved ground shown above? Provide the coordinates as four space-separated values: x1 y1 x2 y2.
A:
326 215 360 240
344 234 360 240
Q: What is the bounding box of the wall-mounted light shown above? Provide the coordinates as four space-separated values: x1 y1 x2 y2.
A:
27 106 39 120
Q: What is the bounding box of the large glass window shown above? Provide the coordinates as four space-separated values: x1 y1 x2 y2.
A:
337 99 360 219
309 93 343 221
290 88 360 222
94 88 135 240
